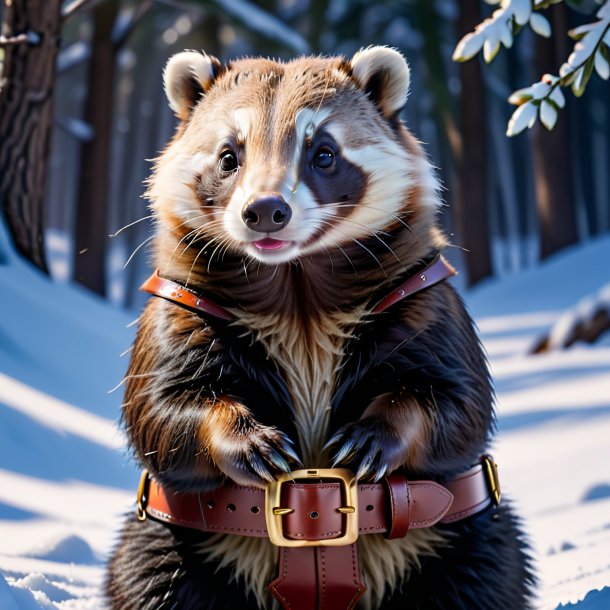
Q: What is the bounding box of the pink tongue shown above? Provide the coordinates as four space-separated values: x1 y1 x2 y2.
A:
253 238 287 250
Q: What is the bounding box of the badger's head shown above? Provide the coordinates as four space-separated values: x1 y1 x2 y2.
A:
149 46 442 275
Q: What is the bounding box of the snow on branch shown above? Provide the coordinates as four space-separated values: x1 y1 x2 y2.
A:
0 31 43 47
453 0 553 65
531 282 610 353
453 0 610 136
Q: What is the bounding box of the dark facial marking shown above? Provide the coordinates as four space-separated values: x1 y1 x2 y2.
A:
194 142 242 208
300 132 367 217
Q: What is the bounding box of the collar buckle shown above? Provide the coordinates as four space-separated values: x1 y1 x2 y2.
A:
136 470 150 521
481 455 501 506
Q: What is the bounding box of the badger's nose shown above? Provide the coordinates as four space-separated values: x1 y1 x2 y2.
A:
242 193 292 233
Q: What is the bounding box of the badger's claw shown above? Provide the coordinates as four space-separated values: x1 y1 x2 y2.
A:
327 418 406 482
212 426 302 487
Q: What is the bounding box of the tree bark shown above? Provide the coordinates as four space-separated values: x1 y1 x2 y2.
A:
453 0 492 286
73 0 119 295
533 4 578 259
0 0 63 272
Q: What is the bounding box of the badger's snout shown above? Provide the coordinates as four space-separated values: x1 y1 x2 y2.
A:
241 192 292 233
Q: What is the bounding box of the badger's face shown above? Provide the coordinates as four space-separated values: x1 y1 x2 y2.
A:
150 47 438 267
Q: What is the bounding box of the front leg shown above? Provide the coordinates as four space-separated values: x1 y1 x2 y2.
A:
199 396 302 486
125 389 301 489
124 302 301 489
327 392 432 481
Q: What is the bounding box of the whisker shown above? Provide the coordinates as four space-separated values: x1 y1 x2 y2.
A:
311 68 332 126
305 202 414 233
305 218 386 274
168 219 227 270
306 210 399 263
309 229 356 273
205 235 234 276
123 234 155 269
109 214 154 238
183 232 227 286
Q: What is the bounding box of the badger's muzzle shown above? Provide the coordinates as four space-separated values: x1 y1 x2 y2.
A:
242 192 292 233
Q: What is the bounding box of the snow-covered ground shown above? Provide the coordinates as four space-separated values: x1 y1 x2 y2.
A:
0 220 609 609
467 236 610 610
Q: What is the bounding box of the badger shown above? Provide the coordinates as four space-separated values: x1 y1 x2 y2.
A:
107 46 534 609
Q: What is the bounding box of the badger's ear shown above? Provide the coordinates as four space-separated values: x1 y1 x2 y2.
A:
163 51 222 120
350 46 410 119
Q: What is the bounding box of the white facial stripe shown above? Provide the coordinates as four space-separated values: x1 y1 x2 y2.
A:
150 151 209 228
233 107 255 141
289 107 332 188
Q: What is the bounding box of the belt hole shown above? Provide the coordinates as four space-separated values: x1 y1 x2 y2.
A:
207 499 215 509
227 503 236 512
365 504 374 512
309 511 319 519
250 506 260 514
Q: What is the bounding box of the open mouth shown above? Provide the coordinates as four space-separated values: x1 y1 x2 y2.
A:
252 238 291 251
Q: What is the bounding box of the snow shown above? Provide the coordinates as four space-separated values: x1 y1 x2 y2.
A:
0 220 137 609
546 282 610 350
1 217 609 608
468 235 610 609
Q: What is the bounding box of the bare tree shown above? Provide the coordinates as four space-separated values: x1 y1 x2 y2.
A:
73 0 120 295
73 0 152 295
0 0 63 272
453 0 493 285
532 4 578 259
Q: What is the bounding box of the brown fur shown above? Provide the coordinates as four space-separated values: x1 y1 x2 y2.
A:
108 48 533 610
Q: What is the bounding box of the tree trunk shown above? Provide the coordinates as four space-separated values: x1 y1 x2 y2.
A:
533 4 578 259
0 0 63 272
73 0 119 295
452 0 492 286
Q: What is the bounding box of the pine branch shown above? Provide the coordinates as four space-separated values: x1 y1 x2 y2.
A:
452 0 610 136
506 1 610 135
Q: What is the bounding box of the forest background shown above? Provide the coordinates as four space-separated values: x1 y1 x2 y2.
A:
1 0 609 306
1 1 610 607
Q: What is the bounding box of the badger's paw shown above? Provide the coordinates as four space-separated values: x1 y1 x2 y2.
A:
210 425 302 488
326 418 408 482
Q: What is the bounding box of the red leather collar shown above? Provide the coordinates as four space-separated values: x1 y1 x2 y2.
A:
371 254 457 313
140 255 457 321
140 269 235 321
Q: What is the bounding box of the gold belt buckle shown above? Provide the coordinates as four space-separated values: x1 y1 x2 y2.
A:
265 468 358 547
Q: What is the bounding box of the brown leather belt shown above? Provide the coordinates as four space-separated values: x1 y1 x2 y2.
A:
137 457 500 610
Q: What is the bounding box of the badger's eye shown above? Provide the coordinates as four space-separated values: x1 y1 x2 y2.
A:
219 150 239 173
313 147 335 170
